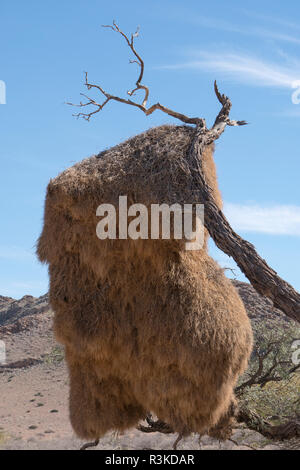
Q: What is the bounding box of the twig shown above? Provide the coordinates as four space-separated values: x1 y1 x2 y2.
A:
173 433 183 450
137 413 174 434
80 439 99 450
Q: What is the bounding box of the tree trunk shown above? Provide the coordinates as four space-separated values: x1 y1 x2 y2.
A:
187 126 300 324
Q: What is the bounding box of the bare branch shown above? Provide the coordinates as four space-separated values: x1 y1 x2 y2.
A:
236 338 300 394
67 23 245 132
80 439 99 450
137 413 173 434
236 347 272 393
222 267 237 278
237 407 300 440
102 21 148 105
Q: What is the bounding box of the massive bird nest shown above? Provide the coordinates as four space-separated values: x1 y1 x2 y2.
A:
37 124 253 441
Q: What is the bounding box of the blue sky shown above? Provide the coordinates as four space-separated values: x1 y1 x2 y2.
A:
0 0 300 298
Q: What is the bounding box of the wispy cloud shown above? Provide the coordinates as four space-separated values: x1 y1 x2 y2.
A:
224 203 300 236
241 9 300 33
159 51 300 88
273 108 300 118
191 15 300 45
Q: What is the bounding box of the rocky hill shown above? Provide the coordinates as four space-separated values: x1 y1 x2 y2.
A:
0 280 294 330
233 280 294 324
0 294 49 327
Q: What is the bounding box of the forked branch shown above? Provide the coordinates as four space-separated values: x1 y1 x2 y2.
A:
102 22 148 106
67 21 246 131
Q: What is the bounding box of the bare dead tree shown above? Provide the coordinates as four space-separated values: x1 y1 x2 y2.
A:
67 22 300 324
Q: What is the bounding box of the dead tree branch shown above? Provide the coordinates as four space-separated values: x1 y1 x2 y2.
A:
137 413 174 434
237 407 300 440
186 122 300 323
67 21 204 125
80 438 99 450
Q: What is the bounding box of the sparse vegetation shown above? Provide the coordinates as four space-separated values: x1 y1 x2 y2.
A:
43 346 64 365
0 431 7 446
237 317 300 438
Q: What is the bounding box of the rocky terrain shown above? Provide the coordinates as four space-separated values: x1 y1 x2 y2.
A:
232 281 293 325
0 282 299 450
